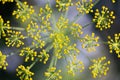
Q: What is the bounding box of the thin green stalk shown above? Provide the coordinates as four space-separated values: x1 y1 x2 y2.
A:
29 58 39 69
4 26 25 31
82 22 93 29
70 14 82 25
94 0 100 6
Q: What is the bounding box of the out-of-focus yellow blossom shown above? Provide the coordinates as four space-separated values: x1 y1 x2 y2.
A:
66 56 84 76
108 33 120 57
16 65 34 80
20 47 37 62
26 21 45 48
0 15 11 38
56 0 73 11
44 67 62 80
38 49 49 64
76 0 94 14
0 51 8 70
93 6 115 31
12 1 34 22
0 0 13 4
112 0 116 3
5 30 25 47
89 56 110 78
80 33 99 52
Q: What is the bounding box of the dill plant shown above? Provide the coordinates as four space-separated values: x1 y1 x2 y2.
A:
0 0 119 80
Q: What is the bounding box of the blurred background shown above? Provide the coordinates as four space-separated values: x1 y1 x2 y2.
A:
0 0 120 80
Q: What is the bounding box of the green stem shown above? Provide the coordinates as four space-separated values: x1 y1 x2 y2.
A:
98 41 108 44
71 14 82 24
29 58 39 69
94 0 100 6
82 22 93 29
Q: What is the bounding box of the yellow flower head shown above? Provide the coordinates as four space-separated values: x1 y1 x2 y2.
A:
0 0 14 4
16 65 34 80
0 15 10 38
38 49 49 64
76 0 94 14
56 0 73 11
93 6 115 31
26 21 45 48
66 56 84 76
56 16 69 30
39 4 52 20
89 56 110 78
44 67 62 80
80 33 99 52
50 32 70 59
108 33 120 57
20 47 37 62
0 51 8 70
70 23 83 38
5 30 25 47
12 1 34 22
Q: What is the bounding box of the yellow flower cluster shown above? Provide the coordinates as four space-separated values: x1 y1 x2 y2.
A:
20 47 37 62
70 23 83 38
66 56 84 76
44 67 62 80
0 51 8 70
76 0 94 14
26 21 45 48
49 16 82 59
56 16 69 30
89 56 110 78
0 0 13 4
0 15 10 38
56 0 73 11
16 65 34 80
80 33 99 52
5 30 25 47
108 33 120 57
64 44 80 55
12 1 35 22
39 4 52 21
50 32 70 59
38 49 49 64
93 6 115 31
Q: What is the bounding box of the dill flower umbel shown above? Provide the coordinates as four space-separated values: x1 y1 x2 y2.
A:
20 47 37 62
56 0 73 11
66 56 84 76
93 6 115 31
0 15 11 38
89 56 110 78
12 1 35 22
38 49 49 64
50 32 70 59
5 30 25 47
16 65 34 80
80 33 99 52
0 0 14 4
0 51 8 70
108 33 120 58
44 67 62 80
39 4 52 21
26 21 46 48
76 0 94 14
